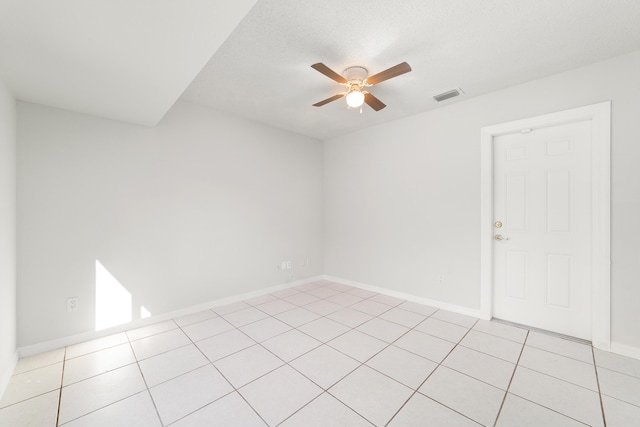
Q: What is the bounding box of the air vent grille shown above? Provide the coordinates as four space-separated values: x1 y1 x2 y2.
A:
433 88 463 102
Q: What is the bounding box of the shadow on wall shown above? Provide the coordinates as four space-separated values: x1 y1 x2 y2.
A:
95 260 151 331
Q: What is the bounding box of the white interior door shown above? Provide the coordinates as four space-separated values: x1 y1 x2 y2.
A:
493 120 592 340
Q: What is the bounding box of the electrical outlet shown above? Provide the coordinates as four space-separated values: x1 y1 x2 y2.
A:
67 297 78 312
439 274 445 285
286 261 292 270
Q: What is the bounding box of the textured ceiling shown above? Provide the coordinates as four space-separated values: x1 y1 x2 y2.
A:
0 0 257 125
181 0 640 140
2 1 640 137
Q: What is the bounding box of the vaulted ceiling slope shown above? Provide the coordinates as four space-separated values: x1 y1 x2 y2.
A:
0 0 257 125
2 1 640 138
182 0 640 139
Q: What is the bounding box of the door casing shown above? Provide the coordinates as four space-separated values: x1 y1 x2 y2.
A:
480 102 611 350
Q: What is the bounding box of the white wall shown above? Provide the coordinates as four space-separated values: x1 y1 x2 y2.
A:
324 50 640 351
17 101 323 347
0 76 17 392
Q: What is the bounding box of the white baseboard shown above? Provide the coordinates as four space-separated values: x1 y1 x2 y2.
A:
0 350 18 400
18 273 639 363
18 275 322 358
322 275 485 319
610 341 640 361
323 276 640 360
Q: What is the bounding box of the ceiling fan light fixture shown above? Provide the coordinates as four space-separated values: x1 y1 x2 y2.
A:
346 89 365 108
311 61 410 111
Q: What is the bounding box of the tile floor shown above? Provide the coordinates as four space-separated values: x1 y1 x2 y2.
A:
1 280 640 426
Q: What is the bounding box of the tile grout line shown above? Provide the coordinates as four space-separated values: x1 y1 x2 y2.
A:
11 284 464 424
252 304 367 425
59 345 153 388
507 392 592 426
190 284 441 352
274 290 400 424
260 285 492 426
55 346 67 427
10 297 367 427
55 337 169 426
174 320 270 427
319 305 427 425
384 318 483 426
238 288 396 425
494 319 591 345
275 391 371 427
64 332 130 360
471 327 529 345
596 365 640 383
26 284 564 424
0 362 69 416
31 281 615 426
592 346 608 426
170 282 405 425
227 285 411 426
514 364 606 394
126 333 165 427
5 284 419 423
492 329 529 427
55 384 157 425
451 343 515 365
523 343 595 365
159 284 359 401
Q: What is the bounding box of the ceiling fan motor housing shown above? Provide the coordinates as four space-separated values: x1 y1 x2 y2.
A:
311 61 411 111
343 66 368 84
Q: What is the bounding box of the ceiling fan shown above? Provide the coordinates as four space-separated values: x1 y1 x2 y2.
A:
311 61 412 111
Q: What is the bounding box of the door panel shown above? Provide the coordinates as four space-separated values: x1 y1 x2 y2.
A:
546 170 570 232
545 253 572 308
493 120 592 340
506 175 527 230
506 251 527 300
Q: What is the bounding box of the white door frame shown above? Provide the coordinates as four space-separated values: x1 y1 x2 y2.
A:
480 102 611 350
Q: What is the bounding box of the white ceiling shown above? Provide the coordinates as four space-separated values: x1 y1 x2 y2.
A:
0 0 257 125
2 1 640 138
181 0 640 139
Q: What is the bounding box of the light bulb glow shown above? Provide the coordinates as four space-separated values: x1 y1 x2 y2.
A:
346 90 365 108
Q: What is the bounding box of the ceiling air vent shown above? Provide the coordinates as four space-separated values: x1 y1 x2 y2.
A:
433 88 464 102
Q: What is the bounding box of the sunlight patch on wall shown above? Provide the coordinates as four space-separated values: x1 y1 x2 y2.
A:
141 306 152 319
95 260 132 330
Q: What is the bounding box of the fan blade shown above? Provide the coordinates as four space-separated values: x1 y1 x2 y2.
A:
364 92 386 111
313 93 345 107
366 62 412 85
311 63 348 84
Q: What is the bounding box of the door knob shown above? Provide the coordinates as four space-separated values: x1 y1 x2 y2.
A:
494 234 510 241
